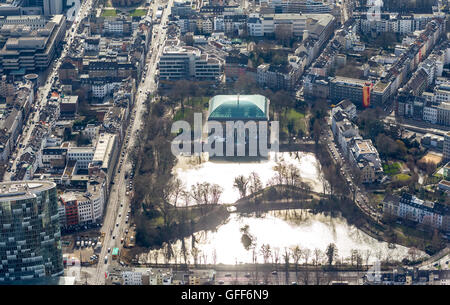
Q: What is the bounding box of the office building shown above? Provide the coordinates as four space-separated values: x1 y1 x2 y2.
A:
159 44 222 81
0 14 66 75
0 181 64 282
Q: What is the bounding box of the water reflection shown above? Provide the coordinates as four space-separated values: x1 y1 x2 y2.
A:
145 210 427 265
173 151 324 204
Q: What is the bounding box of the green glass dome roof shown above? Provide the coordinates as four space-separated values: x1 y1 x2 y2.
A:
208 95 269 121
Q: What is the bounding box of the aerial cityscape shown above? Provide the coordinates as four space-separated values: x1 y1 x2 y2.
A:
0 0 449 292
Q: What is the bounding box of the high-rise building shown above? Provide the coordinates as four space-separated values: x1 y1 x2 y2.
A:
0 181 64 282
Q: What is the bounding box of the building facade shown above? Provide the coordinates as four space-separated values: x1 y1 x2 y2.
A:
0 181 64 282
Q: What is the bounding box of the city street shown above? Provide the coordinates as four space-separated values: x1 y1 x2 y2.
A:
90 0 175 285
3 0 93 181
323 118 382 221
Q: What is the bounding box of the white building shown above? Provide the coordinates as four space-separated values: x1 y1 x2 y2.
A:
0 15 47 29
91 81 122 98
59 178 106 226
159 44 223 81
67 147 95 169
423 104 438 124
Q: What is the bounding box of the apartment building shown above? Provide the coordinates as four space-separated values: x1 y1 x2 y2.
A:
348 138 383 183
59 179 106 227
331 106 383 183
383 193 450 231
331 99 357 120
330 76 368 104
331 110 360 156
355 13 435 34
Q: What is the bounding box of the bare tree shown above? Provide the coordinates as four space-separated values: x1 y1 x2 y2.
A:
313 248 323 285
350 249 358 266
291 245 302 279
273 247 281 268
152 250 159 265
233 175 249 198
273 161 288 185
260 244 272 264
375 250 383 263
356 251 363 270
192 247 199 267
364 249 372 267
408 247 420 262
282 247 291 274
212 248 217 266
181 238 188 265
248 171 263 195
302 248 311 266
286 163 302 187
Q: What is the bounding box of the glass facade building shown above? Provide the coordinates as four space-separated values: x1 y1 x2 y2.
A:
0 181 63 282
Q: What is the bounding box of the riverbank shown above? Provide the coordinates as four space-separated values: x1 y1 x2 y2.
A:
232 184 437 256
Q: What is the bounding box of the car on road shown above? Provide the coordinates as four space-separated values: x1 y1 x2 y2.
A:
104 256 108 264
116 223 119 227
112 235 115 239
224 273 232 277
108 248 111 253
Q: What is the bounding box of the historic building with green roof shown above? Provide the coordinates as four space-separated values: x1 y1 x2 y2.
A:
206 95 271 157
207 95 270 121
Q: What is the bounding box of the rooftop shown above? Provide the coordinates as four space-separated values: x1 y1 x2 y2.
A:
208 95 269 121
0 181 55 201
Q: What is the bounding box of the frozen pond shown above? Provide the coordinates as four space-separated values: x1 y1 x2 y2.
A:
144 210 427 265
173 151 325 204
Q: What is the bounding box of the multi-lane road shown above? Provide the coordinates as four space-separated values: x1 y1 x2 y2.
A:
2 0 173 284
91 0 174 285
